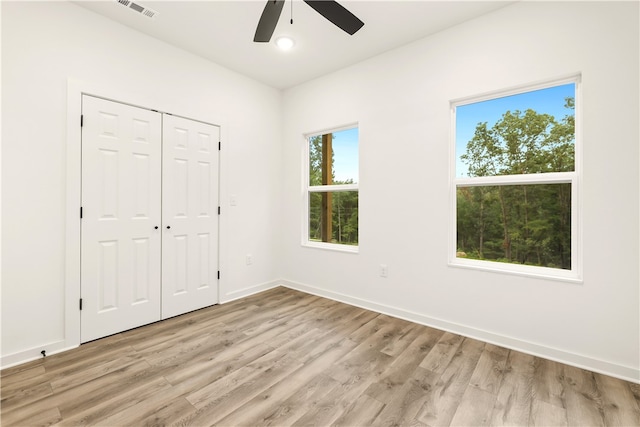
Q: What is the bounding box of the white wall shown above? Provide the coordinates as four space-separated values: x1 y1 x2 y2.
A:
281 1 639 381
1 1 282 365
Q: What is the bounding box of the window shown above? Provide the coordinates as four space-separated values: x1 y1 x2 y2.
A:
451 77 580 281
304 126 359 251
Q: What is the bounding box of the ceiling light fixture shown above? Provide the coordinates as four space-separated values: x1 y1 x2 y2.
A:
275 36 295 51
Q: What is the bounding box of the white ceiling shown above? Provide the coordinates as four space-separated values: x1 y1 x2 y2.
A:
76 0 515 90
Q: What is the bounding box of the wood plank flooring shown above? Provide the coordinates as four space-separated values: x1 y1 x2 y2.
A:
1 287 639 426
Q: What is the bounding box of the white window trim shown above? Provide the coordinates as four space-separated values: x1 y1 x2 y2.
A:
449 75 582 283
302 124 359 252
308 184 359 193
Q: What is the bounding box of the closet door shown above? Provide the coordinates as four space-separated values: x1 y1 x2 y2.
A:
162 115 219 319
81 95 162 342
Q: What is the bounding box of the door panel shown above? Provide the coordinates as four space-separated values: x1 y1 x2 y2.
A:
162 115 219 319
81 95 162 342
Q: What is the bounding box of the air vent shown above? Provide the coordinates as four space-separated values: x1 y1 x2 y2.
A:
115 0 158 19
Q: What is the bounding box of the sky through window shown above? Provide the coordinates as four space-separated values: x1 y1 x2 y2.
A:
455 83 575 177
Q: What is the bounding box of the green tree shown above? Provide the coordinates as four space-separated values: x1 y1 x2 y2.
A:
457 98 574 269
309 135 324 186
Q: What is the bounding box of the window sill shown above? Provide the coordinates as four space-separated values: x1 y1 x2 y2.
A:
449 258 582 284
303 241 359 254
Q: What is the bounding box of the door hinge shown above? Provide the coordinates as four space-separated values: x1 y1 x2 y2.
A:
79 298 83 310
217 271 220 280
80 206 83 219
218 141 221 151
218 206 221 215
80 115 84 127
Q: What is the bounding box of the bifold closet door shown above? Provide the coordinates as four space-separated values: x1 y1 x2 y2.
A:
81 95 162 342
162 115 220 319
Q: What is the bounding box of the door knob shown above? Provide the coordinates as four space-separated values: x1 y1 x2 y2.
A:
154 226 159 229
166 225 171 229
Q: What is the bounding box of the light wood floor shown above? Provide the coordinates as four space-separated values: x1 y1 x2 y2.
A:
1 287 639 426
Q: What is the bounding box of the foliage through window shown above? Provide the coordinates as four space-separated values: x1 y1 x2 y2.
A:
306 127 358 248
452 78 579 278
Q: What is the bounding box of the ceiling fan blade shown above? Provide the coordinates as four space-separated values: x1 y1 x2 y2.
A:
303 0 364 35
254 0 285 42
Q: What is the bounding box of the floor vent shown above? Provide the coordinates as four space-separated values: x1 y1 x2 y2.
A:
115 0 158 19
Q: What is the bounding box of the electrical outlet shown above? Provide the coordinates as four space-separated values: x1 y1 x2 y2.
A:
380 264 388 278
246 254 253 265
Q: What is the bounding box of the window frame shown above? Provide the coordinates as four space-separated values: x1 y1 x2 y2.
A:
302 124 359 253
449 76 582 282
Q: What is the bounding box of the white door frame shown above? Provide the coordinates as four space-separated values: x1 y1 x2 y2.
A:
65 78 226 352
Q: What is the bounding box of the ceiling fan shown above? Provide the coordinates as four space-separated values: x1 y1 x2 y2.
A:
254 0 364 43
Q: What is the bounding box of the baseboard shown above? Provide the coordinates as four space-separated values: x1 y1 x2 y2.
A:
220 279 281 304
280 279 640 384
1 340 78 371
